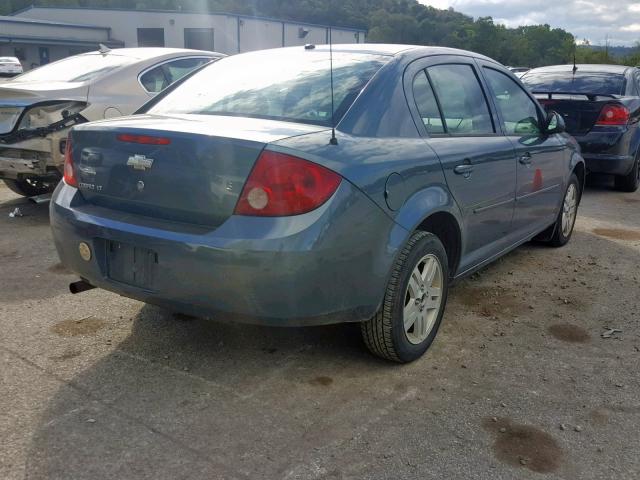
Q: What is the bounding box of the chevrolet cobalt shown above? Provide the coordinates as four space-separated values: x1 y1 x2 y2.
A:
51 45 584 362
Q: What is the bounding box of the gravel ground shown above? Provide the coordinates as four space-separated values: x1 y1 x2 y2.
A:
1 177 639 480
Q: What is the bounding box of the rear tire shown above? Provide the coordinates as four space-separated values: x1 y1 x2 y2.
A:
3 177 59 197
614 157 640 192
361 231 449 363
545 173 580 247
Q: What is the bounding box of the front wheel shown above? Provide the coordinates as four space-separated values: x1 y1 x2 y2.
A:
361 231 449 363
545 173 580 247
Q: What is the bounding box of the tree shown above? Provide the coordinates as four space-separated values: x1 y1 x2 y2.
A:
0 0 587 67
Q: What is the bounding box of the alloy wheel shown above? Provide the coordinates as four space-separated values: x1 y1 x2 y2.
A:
561 183 578 237
403 253 444 345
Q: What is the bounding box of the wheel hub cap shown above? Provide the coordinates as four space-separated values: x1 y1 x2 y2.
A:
403 253 444 345
561 184 577 237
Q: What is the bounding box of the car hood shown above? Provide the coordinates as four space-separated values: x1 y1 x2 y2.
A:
0 81 89 134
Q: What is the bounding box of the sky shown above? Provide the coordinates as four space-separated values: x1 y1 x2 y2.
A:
419 0 640 46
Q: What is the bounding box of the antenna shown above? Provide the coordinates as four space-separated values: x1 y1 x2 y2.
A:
329 28 338 146
572 44 577 75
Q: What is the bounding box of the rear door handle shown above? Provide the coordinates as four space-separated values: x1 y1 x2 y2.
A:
519 153 532 165
453 164 474 177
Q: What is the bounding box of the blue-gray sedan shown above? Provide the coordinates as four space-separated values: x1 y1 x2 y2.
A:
50 44 585 362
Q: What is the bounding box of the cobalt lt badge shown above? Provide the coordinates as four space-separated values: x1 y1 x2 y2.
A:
137 180 145 192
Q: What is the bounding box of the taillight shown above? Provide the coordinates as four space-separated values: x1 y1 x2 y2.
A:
596 104 630 126
234 151 341 216
117 133 171 145
63 135 77 187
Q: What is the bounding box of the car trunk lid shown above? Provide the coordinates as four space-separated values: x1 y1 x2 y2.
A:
0 81 89 134
535 94 620 135
71 114 328 227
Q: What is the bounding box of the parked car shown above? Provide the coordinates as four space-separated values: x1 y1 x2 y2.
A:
51 44 584 363
0 47 223 197
0 57 23 77
507 66 530 77
522 64 640 191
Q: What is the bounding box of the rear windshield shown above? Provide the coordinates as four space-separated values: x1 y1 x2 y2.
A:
14 54 137 83
148 49 389 126
522 72 625 95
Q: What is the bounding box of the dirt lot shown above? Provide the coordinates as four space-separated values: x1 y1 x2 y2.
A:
1 178 639 480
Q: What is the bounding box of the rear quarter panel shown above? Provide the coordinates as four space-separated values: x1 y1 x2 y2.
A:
273 53 463 275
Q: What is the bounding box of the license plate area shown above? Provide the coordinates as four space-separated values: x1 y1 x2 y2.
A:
106 240 158 289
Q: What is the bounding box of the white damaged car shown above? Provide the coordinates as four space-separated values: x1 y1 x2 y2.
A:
0 47 223 196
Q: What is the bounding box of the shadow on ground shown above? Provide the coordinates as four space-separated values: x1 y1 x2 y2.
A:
24 225 640 479
8 176 640 479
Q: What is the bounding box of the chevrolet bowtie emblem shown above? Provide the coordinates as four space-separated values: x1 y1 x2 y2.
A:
127 154 154 171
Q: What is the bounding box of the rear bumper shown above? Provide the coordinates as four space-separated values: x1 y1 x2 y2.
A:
575 127 636 176
583 153 635 176
50 180 400 326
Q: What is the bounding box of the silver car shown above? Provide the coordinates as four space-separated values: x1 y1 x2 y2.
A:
0 57 23 77
0 47 223 196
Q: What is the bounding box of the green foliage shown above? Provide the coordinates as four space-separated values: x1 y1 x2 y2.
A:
1 0 637 67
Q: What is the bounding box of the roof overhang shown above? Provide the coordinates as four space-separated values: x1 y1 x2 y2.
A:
0 36 124 48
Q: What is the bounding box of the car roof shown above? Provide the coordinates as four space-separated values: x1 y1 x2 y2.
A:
78 48 224 60
527 64 631 75
265 43 499 64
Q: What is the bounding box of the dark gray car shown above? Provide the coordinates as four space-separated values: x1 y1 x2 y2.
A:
50 44 584 362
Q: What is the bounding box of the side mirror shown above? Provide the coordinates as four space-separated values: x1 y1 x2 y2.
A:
545 111 565 134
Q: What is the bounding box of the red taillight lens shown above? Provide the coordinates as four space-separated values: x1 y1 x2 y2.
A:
63 135 77 187
117 133 171 145
596 104 630 126
234 151 341 216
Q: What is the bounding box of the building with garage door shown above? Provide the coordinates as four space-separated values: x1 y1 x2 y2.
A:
0 15 124 70
4 5 366 70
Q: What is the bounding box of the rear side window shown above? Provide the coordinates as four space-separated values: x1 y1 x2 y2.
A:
483 68 541 135
140 57 211 93
427 64 494 135
412 71 445 134
522 72 625 96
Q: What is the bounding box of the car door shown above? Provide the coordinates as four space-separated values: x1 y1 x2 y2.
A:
407 57 517 273
480 63 565 239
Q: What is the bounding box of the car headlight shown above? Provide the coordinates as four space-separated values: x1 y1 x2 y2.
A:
17 101 87 130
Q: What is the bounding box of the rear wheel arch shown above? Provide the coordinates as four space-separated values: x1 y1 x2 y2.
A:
392 186 463 279
415 211 462 278
571 160 585 201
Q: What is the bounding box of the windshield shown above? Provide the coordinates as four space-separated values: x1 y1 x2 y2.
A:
14 54 137 83
148 49 389 126
522 72 625 95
